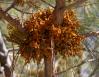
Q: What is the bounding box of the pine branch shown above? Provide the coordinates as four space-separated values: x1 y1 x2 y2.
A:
64 0 88 10
55 58 99 76
84 31 99 37
55 60 85 75
88 64 99 77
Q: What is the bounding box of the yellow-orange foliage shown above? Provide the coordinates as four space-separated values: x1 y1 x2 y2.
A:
7 9 84 63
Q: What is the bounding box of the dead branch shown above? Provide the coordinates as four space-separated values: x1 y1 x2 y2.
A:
0 8 25 33
5 0 16 12
84 31 99 37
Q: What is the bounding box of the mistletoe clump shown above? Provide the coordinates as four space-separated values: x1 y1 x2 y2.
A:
7 9 84 63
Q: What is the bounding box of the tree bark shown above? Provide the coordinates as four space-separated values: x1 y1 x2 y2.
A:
44 56 53 77
53 0 65 25
44 1 65 77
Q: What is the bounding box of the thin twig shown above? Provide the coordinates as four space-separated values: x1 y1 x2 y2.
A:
13 7 33 14
5 0 16 12
8 48 19 52
83 2 99 7
12 50 20 71
55 60 85 75
84 42 95 58
84 31 99 37
55 58 99 76
37 63 39 77
11 42 15 73
88 64 99 77
0 1 12 4
41 0 54 8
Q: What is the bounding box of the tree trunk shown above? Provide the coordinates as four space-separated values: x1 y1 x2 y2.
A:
43 1 66 77
53 0 65 25
44 56 53 77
